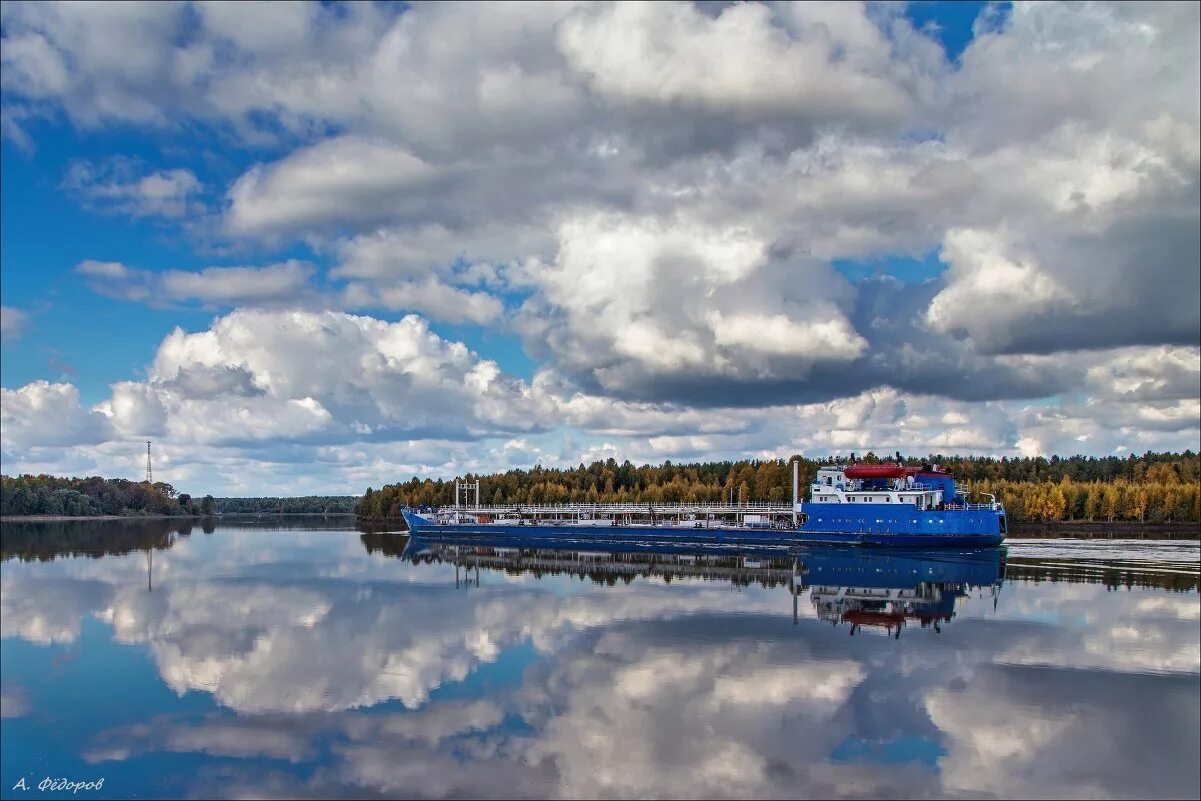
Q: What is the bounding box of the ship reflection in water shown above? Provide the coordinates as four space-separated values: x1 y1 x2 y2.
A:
402 535 1004 638
2 520 1198 800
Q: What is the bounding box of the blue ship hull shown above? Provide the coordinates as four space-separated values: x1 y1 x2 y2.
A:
400 508 1005 549
796 502 1006 547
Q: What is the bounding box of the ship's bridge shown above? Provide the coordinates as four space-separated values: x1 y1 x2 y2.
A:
810 465 1002 511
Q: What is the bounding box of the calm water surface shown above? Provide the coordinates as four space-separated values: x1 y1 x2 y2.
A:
1 519 1198 799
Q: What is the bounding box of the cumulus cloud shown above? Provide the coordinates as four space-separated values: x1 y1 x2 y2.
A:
76 260 316 307
516 211 869 400
922 2 1201 354
557 1 917 131
0 309 569 491
103 308 555 447
0 381 113 450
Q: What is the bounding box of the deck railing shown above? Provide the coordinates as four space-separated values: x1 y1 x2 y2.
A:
439 501 796 515
944 502 1004 511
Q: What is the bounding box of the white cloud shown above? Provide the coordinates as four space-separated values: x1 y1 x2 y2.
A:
63 159 202 219
76 260 316 307
926 227 1076 344
0 306 28 341
341 278 503 326
558 1 912 124
518 211 866 396
128 308 554 446
225 137 436 237
0 381 113 450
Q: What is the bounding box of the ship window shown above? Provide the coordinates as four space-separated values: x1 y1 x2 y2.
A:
825 477 832 486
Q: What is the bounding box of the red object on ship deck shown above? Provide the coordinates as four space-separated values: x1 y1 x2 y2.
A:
843 463 921 479
842 610 907 627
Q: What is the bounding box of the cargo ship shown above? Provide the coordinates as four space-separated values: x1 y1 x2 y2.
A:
400 459 1006 548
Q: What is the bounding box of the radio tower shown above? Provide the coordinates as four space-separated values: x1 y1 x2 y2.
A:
145 441 153 484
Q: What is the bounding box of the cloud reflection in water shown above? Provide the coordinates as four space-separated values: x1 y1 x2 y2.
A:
1 522 1197 799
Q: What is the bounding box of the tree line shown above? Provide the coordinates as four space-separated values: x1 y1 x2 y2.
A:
0 474 215 517
357 451 1201 524
213 496 358 514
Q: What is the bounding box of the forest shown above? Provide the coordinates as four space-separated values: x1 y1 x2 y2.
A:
357 451 1201 524
213 496 358 514
0 474 213 517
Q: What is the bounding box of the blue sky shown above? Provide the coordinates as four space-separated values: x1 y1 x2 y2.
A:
1 0 1197 494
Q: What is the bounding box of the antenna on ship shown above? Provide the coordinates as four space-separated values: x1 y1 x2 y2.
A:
145 441 153 484
792 458 799 527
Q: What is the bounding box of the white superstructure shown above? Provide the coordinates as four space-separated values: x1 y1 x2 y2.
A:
809 466 943 509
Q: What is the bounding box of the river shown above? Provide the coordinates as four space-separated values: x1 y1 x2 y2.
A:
1 518 1198 799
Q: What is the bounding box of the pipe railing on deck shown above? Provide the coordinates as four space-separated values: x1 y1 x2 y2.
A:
445 501 796 514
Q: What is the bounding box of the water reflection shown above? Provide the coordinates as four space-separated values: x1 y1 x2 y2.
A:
1 518 198 562
403 536 1005 637
0 520 1197 799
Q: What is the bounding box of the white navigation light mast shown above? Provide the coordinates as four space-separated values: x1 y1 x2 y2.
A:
455 479 480 509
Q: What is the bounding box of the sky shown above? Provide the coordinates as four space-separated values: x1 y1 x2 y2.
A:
0 0 1198 496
